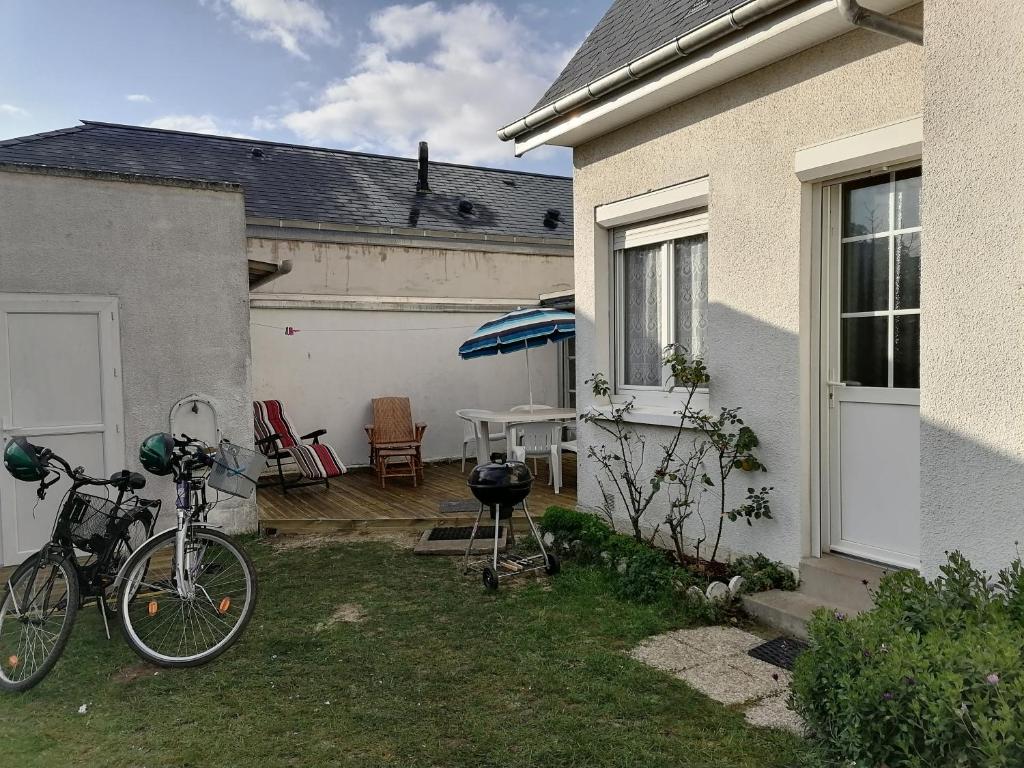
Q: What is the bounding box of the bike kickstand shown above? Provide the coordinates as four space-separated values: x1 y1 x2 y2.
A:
97 597 111 641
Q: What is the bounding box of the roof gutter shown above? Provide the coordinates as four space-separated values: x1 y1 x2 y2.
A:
837 0 922 44
249 258 293 290
498 0 802 143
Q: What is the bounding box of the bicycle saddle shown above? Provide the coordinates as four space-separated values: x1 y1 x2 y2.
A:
110 469 146 490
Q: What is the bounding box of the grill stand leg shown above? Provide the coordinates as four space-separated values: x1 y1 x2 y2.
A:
462 503 486 574
492 505 503 571
522 500 548 560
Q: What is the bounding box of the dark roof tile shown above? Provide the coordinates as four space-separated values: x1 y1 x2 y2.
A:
0 121 573 241
534 0 748 110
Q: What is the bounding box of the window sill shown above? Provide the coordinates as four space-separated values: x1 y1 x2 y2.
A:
588 390 709 428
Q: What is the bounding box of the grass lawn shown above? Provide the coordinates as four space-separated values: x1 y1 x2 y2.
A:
0 536 814 767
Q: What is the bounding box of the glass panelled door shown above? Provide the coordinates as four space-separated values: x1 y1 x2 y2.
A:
824 167 922 568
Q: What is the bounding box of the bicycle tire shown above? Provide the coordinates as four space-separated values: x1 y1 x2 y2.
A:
0 552 79 692
117 528 257 668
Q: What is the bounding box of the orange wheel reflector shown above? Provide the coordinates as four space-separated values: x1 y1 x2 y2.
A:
218 597 231 615
148 600 159 617
7 655 17 669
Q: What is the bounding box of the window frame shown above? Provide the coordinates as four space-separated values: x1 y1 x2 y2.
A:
610 209 710 406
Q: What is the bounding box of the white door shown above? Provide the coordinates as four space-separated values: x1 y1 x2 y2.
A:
0 294 124 566
823 167 922 569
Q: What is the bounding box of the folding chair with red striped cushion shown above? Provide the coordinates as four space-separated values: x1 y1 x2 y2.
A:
253 400 346 493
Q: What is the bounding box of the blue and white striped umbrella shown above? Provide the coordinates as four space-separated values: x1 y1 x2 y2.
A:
459 307 575 409
458 307 575 359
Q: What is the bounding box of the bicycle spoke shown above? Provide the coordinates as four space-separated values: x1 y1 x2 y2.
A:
120 531 254 665
0 557 75 688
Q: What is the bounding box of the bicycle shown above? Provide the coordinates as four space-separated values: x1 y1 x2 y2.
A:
0 440 160 691
114 433 259 668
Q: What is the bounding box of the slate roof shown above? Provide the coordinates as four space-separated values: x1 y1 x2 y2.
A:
0 121 572 241
534 0 749 111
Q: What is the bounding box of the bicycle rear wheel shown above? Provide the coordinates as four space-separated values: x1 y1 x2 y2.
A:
118 528 256 667
0 552 79 692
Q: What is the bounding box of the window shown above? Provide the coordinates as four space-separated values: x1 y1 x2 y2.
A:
839 167 921 388
613 211 709 393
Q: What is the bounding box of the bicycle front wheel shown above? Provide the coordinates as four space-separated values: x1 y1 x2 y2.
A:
0 552 79 692
118 528 257 667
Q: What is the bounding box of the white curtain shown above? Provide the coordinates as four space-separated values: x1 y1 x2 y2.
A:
674 234 708 361
621 244 663 386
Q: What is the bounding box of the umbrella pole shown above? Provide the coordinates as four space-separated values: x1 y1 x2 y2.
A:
525 342 534 410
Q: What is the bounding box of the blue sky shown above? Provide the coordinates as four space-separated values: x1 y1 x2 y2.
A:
0 1 607 175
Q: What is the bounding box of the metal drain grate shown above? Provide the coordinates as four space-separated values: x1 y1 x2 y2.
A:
747 637 808 671
427 525 501 541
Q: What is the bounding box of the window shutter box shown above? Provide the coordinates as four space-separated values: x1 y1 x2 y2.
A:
613 211 708 251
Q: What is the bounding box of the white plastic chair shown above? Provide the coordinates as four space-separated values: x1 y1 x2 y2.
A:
508 421 563 494
507 404 554 447
456 409 506 471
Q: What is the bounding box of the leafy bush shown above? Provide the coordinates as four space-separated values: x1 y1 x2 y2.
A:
540 507 794 611
731 553 797 593
541 507 675 603
540 505 613 563
792 552 1024 767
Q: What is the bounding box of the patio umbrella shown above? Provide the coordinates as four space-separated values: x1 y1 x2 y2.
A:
458 307 576 409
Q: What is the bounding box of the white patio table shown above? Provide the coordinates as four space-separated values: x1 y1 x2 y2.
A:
461 407 576 467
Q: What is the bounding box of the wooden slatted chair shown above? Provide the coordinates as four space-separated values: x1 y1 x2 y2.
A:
253 400 346 493
364 397 427 488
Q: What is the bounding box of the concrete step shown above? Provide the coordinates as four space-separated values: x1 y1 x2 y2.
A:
798 554 890 613
742 590 859 641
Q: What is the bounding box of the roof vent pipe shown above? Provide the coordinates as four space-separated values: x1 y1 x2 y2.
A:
416 141 430 191
837 0 922 44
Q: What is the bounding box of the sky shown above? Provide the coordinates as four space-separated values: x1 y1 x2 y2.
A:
0 0 608 176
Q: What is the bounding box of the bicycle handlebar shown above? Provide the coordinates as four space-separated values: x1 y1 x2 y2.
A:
36 447 115 487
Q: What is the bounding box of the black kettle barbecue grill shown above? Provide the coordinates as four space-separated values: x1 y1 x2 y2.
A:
463 459 559 590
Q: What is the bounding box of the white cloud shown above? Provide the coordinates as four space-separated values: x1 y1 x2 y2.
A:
147 114 255 139
203 0 334 59
281 2 573 166
0 104 29 117
251 115 279 132
125 94 153 103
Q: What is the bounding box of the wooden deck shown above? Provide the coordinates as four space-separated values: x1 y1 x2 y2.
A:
257 457 577 534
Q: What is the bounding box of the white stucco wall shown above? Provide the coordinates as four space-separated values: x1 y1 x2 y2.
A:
0 167 255 532
572 11 923 567
919 1 1024 575
251 307 558 465
248 236 573 300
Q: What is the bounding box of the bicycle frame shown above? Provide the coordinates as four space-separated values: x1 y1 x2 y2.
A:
10 457 157 608
113 444 219 602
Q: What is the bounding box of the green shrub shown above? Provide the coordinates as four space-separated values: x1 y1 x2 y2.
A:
792 552 1024 767
539 505 613 563
541 507 676 604
731 553 797 593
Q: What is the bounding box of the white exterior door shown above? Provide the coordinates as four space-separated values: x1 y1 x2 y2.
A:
0 294 124 566
823 168 921 569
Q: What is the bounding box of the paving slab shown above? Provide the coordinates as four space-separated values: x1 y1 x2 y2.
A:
628 626 805 732
744 693 805 735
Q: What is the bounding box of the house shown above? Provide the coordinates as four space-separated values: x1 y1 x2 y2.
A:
499 0 1023 606
0 122 574 566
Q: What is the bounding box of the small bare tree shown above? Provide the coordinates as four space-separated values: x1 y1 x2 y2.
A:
581 347 708 542
688 407 773 563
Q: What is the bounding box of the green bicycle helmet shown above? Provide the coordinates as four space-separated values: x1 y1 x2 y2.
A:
3 437 46 482
139 432 175 476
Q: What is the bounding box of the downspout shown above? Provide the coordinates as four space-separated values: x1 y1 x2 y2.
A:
837 0 922 44
249 258 293 290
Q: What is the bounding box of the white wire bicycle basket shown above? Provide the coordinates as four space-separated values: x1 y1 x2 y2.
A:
208 441 267 499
